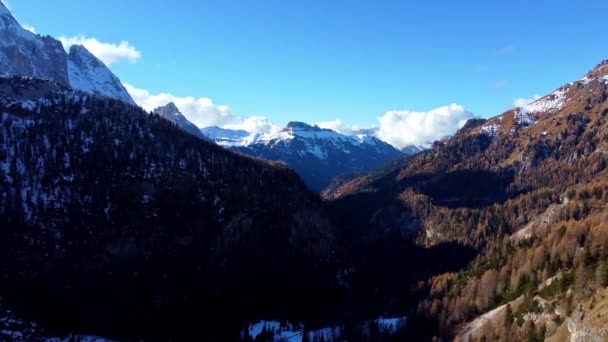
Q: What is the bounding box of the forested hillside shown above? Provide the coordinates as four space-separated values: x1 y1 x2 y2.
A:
326 61 608 341
0 76 338 340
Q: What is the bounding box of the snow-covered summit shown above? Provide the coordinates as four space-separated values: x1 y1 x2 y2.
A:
68 45 135 105
200 126 262 147
0 3 135 105
259 121 382 146
201 121 392 150
203 122 404 191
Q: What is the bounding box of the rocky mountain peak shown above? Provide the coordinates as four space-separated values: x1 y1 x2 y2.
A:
225 121 405 191
153 102 181 117
153 102 208 140
68 45 103 68
0 3 134 104
286 121 318 131
67 44 135 105
0 2 69 86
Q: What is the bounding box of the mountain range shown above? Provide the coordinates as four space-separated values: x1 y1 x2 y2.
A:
0 75 340 340
3 1 608 341
202 122 407 191
0 0 422 193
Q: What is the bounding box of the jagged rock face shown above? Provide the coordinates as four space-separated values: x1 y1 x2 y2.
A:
152 102 182 119
0 2 134 105
0 2 69 85
67 45 135 105
153 102 208 140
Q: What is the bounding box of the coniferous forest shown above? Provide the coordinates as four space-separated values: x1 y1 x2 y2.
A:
3 1 608 341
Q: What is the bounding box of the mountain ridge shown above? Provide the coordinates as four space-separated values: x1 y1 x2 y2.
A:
0 1 69 86
202 121 406 191
323 59 608 340
0 1 134 104
67 44 135 105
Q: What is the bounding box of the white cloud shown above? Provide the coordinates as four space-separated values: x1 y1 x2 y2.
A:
126 84 475 148
317 119 365 135
228 116 280 134
124 84 279 134
60 35 141 65
317 105 476 149
376 104 476 149
513 95 541 108
22 24 36 34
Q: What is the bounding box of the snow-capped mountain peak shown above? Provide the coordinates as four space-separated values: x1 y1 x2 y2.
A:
201 122 404 191
0 3 135 104
200 126 262 147
67 44 135 105
259 121 380 146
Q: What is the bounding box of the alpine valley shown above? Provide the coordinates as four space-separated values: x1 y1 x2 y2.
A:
2 1 608 342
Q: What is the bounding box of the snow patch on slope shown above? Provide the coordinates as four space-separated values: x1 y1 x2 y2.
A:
524 88 567 114
200 126 261 146
245 316 407 341
514 107 536 127
480 124 499 137
246 321 303 342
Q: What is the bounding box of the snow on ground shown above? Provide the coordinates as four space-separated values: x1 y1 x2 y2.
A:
514 108 536 126
480 123 500 137
524 88 567 114
307 326 342 341
246 320 303 342
375 317 408 333
247 316 407 341
45 336 114 342
579 76 592 86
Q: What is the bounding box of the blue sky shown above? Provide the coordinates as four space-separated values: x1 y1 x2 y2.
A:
8 0 608 143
